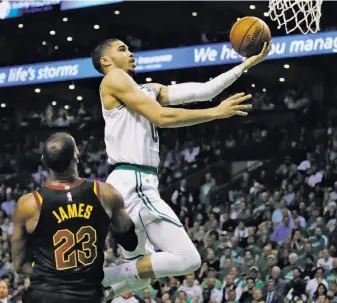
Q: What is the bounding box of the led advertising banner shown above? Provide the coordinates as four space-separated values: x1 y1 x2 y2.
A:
0 0 121 19
0 30 337 87
0 0 61 19
60 0 123 11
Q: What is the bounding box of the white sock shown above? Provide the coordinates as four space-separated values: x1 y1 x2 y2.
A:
102 261 140 287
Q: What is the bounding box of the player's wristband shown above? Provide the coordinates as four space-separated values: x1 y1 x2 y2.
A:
167 65 243 105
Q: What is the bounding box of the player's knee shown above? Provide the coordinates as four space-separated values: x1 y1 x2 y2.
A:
180 246 201 273
187 249 201 272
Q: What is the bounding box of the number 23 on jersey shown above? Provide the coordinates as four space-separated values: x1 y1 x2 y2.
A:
53 226 97 271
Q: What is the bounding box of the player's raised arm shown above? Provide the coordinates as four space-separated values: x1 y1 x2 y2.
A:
12 193 36 276
103 69 252 128
148 42 271 107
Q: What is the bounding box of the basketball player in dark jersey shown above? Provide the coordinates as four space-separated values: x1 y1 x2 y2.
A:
11 132 138 303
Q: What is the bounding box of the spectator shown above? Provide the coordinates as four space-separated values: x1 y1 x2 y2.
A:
175 291 188 303
171 179 193 205
248 267 264 290
241 249 256 275
179 273 203 303
1 193 15 217
306 268 328 297
312 283 329 303
221 274 241 302
317 249 334 271
252 289 264 303
143 289 156 303
204 278 222 303
276 156 297 179
301 254 317 282
270 266 286 295
310 228 328 254
225 288 239 303
272 200 291 225
206 249 220 272
285 267 307 302
264 279 283 303
271 216 293 244
234 221 249 246
0 280 9 303
239 277 255 303
32 165 48 186
199 173 215 205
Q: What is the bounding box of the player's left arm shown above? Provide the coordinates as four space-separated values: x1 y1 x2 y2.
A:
12 193 36 276
98 182 137 252
148 42 271 107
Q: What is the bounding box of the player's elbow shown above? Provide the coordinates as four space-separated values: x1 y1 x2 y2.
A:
151 109 177 128
150 114 168 128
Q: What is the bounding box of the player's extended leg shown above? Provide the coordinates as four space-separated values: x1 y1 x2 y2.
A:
103 217 201 298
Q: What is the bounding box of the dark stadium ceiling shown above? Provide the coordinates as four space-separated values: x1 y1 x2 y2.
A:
0 1 336 107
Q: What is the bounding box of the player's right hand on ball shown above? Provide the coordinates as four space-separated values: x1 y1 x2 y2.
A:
215 93 252 118
243 41 272 69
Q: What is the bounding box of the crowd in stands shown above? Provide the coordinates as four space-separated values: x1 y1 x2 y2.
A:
0 81 332 303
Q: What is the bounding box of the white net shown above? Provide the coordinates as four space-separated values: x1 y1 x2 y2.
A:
268 0 323 34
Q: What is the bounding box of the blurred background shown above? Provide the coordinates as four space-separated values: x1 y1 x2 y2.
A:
1 1 337 303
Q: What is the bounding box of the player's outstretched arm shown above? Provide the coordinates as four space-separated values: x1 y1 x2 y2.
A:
12 193 36 276
148 42 271 107
104 69 252 128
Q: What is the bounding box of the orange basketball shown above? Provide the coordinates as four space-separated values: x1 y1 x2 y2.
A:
230 16 271 57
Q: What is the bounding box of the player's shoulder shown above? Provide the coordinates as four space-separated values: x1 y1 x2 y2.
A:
96 181 123 204
16 192 39 219
17 192 36 206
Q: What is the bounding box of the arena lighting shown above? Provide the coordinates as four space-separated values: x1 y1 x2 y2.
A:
284 64 290 69
94 25 100 29
114 10 120 15
42 41 47 46
69 84 75 90
171 81 176 85
264 12 269 17
77 96 83 101
54 46 59 50
262 88 267 92
35 88 41 93
192 12 197 16
63 17 68 22
67 37 73 42
250 5 256 10
146 77 152 82
52 101 57 106
64 105 70 110
251 84 256 88
1 103 6 108
18 24 23 28
279 78 285 82
50 30 56 35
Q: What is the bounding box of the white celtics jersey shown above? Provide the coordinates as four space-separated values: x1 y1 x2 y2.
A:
101 85 160 167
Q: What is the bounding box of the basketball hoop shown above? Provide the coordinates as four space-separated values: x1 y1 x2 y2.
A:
268 0 323 34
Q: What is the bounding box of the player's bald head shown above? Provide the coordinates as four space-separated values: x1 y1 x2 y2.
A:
42 132 78 173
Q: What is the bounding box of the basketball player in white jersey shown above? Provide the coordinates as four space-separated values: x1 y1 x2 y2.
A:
91 38 270 298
